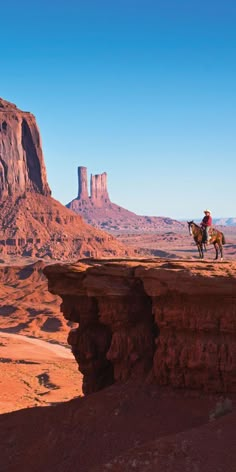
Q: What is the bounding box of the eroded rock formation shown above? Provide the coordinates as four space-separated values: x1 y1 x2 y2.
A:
67 166 185 233
75 166 110 206
0 99 132 259
90 172 109 204
44 259 236 394
0 97 51 199
77 166 89 200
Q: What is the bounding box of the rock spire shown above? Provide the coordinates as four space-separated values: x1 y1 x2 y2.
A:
90 172 109 203
77 166 110 205
77 166 89 199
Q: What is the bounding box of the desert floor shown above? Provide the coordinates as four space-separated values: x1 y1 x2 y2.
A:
0 332 83 413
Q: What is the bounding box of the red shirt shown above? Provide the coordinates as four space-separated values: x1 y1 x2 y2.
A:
201 215 212 227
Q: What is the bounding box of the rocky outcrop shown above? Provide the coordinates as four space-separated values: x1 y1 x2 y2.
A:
0 99 133 259
44 259 236 395
67 166 185 233
90 172 109 204
0 97 51 199
0 193 132 259
77 166 89 200
76 167 109 204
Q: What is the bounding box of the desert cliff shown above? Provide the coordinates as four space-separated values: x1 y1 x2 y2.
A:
0 99 132 259
44 258 236 395
0 98 50 198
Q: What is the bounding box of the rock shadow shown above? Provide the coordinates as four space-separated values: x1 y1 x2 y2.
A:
0 305 17 316
41 317 62 332
36 372 59 390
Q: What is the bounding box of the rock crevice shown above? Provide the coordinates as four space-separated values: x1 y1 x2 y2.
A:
44 259 236 394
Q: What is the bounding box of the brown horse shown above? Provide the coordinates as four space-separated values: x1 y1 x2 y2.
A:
187 221 226 260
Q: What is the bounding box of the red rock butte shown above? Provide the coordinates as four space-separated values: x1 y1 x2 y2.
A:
0 98 132 259
67 166 184 233
77 166 110 205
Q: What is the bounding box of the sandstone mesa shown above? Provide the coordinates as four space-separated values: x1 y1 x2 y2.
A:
0 98 131 259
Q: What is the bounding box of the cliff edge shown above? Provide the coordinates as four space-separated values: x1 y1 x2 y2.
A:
44 258 236 394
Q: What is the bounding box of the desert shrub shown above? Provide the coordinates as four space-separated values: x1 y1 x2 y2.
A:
209 398 233 421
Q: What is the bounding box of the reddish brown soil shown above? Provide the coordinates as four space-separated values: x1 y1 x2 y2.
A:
0 382 235 471
0 260 82 414
117 226 236 260
0 333 82 413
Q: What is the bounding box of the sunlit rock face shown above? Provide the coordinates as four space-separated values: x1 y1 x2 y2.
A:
0 97 51 199
68 166 110 212
0 98 132 259
44 259 236 395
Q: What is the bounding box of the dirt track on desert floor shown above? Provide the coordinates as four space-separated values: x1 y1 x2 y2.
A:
0 331 83 414
0 331 73 359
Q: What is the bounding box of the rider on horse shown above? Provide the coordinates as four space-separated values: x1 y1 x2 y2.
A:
200 209 212 244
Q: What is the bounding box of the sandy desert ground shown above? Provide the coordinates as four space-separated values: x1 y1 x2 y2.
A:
0 259 83 413
117 225 236 260
0 381 235 471
0 332 83 413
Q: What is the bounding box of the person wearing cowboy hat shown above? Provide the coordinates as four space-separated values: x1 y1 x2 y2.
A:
200 209 212 244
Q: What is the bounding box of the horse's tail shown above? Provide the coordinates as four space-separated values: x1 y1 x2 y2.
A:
221 232 226 245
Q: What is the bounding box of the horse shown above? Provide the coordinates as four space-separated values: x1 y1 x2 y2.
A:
187 221 226 260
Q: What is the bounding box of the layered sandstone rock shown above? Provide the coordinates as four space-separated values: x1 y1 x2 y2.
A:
90 172 109 204
0 193 132 259
44 259 236 394
67 166 185 233
0 99 132 259
77 166 89 199
73 166 110 206
0 97 51 199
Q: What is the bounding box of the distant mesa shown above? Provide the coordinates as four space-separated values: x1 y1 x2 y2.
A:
67 166 185 233
0 98 131 259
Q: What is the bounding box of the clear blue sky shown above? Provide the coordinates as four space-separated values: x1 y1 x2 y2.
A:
1 0 235 219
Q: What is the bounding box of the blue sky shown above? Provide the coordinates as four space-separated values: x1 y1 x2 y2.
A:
1 0 235 219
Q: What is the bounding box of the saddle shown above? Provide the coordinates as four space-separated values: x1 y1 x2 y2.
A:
201 227 214 244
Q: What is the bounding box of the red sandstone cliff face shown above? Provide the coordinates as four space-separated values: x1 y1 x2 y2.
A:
0 99 133 259
0 98 51 199
44 259 236 394
90 172 109 204
0 194 133 259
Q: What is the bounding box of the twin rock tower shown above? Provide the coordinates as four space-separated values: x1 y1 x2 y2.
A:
77 166 110 206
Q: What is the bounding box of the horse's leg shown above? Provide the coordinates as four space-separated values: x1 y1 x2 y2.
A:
219 243 223 261
197 244 201 258
214 243 218 260
199 243 204 259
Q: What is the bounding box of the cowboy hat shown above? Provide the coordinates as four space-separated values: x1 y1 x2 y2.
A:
204 209 211 214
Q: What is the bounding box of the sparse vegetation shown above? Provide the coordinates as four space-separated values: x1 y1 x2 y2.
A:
209 398 233 421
